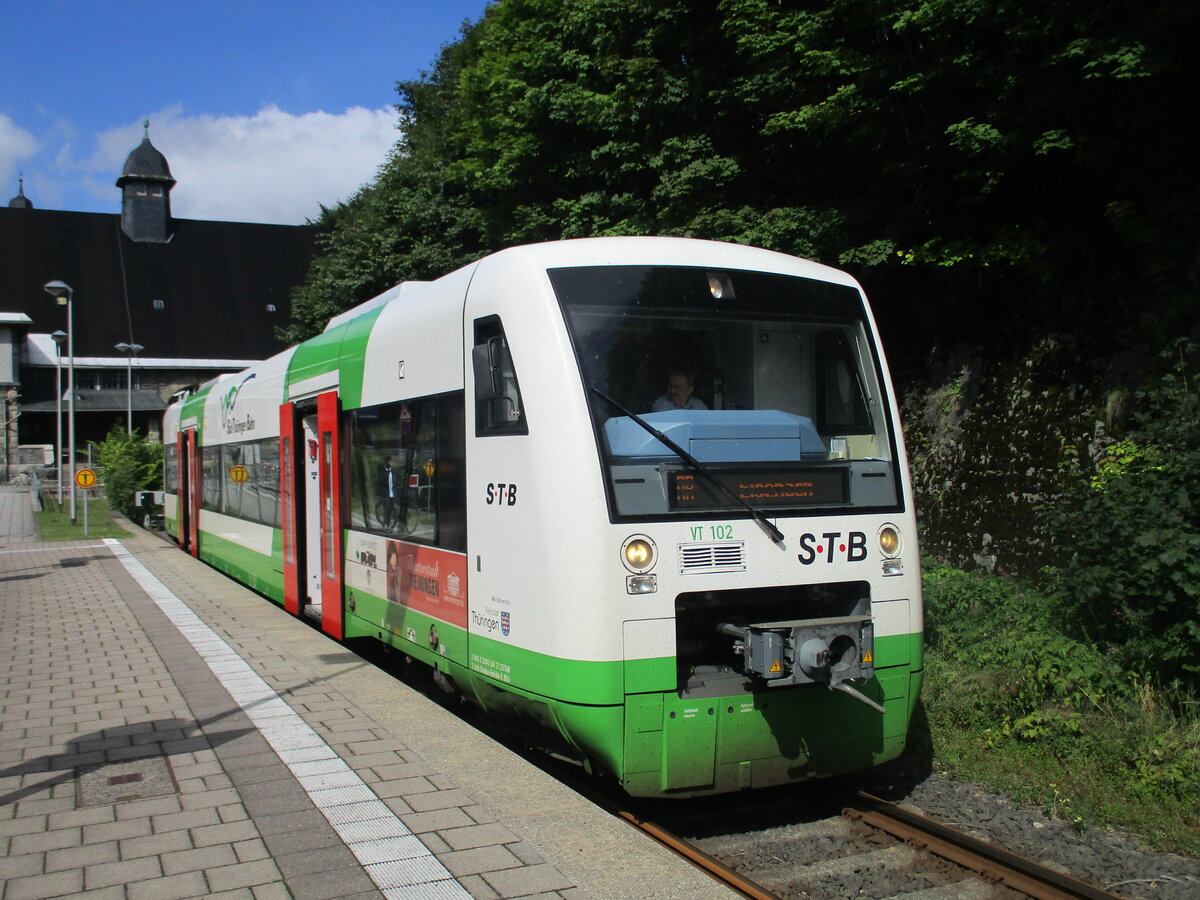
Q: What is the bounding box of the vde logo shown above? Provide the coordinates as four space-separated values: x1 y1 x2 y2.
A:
797 531 868 565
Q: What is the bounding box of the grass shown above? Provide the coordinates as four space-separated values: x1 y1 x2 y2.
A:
919 564 1200 857
923 657 1200 855
35 493 135 540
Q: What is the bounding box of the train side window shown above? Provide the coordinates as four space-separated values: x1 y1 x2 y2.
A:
222 438 281 527
349 397 442 544
815 329 873 434
200 446 223 512
164 443 178 493
472 317 528 436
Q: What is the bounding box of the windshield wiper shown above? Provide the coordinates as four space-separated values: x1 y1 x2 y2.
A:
592 389 786 545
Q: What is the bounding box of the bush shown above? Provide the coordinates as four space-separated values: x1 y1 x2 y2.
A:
1047 341 1200 684
96 427 163 520
922 564 1120 743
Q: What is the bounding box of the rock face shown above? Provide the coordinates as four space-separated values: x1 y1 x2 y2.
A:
900 336 1104 576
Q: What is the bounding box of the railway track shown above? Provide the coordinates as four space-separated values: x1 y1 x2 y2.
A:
619 789 1125 900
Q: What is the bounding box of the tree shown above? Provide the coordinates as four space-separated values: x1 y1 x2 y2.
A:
96 427 163 521
288 0 1199 362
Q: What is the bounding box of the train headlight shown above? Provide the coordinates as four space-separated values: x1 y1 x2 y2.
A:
621 535 656 574
878 524 901 558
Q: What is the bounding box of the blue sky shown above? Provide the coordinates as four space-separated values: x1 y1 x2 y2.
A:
1 0 492 223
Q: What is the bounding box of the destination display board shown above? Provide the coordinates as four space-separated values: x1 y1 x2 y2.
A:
669 468 847 509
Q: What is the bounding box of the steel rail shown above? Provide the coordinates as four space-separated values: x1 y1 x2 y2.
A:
615 808 784 900
844 791 1124 900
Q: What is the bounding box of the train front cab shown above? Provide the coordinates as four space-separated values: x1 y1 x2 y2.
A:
460 240 924 797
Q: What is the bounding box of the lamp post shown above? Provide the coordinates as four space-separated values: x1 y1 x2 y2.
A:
43 281 76 523
114 342 143 434
51 330 67 504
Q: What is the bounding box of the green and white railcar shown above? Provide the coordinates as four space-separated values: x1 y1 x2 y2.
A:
164 237 923 797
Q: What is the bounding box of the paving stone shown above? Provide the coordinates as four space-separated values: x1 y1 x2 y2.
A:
191 819 263 847
84 816 152 842
0 852 45 881
44 840 119 871
120 827 193 859
401 806 474 834
482 863 578 898
161 841 239 875
84 853 162 889
127 870 210 900
10 826 82 855
206 858 285 893
439 845 524 878
442 823 519 851
5 868 84 900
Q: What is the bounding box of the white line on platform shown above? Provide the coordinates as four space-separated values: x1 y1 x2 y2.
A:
103 538 471 900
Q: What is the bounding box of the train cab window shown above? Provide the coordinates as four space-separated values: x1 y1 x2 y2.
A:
815 330 874 434
472 317 527 435
549 265 902 518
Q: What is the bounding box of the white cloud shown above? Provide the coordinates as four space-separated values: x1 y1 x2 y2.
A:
0 114 41 195
87 105 400 224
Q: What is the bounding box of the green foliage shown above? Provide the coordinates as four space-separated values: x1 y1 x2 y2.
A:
922 563 1200 848
95 427 163 521
1046 343 1200 683
283 0 1199 354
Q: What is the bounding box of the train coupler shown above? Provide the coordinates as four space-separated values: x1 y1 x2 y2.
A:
718 615 883 713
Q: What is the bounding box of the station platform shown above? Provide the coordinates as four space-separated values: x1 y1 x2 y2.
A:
0 486 736 900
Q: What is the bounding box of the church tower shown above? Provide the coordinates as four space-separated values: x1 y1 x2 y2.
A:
7 174 33 209
116 120 176 242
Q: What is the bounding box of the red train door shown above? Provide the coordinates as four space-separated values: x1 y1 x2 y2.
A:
279 402 302 616
176 431 190 552
316 390 344 639
186 428 201 558
278 393 343 636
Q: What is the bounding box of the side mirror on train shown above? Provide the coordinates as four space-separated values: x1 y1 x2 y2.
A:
472 337 521 427
472 340 503 402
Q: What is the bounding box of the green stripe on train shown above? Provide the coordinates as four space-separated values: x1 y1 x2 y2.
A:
344 588 918 793
196 527 284 604
285 307 382 408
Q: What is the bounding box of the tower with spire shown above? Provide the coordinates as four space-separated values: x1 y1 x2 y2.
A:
7 174 33 209
115 120 176 242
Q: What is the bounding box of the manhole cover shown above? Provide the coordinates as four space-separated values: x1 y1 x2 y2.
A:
76 756 179 806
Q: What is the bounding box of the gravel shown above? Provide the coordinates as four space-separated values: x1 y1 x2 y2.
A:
637 759 1200 900
858 762 1200 899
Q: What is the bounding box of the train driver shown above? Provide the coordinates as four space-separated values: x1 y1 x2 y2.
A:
650 368 708 412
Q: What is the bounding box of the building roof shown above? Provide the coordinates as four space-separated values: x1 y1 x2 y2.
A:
0 206 317 362
117 135 176 188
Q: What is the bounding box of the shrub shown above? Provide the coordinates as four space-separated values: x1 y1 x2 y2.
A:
1047 341 1200 684
96 426 163 520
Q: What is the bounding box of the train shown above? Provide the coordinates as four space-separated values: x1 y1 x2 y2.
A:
163 236 923 797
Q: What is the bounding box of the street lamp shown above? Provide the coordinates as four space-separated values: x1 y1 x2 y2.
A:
43 281 76 524
114 342 144 434
51 330 66 504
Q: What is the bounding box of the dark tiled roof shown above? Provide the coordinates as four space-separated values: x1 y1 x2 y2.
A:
118 136 175 186
0 207 317 361
20 389 167 413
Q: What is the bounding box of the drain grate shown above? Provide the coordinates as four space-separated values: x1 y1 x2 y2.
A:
76 756 179 806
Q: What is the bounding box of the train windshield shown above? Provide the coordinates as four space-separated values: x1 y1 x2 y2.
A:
549 265 902 520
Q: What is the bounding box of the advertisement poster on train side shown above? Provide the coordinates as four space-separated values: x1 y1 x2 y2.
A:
384 540 468 629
